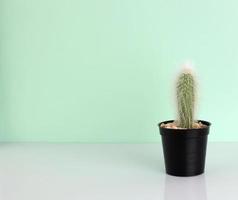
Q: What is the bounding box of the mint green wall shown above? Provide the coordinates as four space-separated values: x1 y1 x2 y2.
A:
0 0 237 142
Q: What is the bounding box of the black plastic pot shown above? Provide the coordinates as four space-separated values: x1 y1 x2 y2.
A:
159 120 211 177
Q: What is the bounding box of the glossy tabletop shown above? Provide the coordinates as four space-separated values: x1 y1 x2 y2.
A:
0 143 236 200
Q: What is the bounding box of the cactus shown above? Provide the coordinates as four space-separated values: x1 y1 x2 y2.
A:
176 70 195 128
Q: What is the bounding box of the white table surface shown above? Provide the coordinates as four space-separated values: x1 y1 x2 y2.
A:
0 143 236 200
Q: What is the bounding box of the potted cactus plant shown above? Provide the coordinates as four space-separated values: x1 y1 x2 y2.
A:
159 65 211 176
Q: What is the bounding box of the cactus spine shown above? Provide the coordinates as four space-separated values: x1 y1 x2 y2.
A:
176 70 195 128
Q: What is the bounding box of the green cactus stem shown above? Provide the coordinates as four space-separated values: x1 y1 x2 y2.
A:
176 70 195 128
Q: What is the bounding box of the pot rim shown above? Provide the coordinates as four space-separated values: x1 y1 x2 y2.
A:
158 120 211 130
158 120 211 137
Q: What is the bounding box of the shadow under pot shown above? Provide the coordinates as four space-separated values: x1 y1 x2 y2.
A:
158 120 211 177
